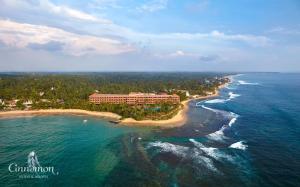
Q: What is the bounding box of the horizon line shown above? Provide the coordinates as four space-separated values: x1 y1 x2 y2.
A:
0 71 298 73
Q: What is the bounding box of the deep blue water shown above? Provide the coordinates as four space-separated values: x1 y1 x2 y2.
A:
0 73 300 186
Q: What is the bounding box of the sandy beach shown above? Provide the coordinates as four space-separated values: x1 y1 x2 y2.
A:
0 109 121 120
0 81 228 128
119 81 229 127
120 99 190 128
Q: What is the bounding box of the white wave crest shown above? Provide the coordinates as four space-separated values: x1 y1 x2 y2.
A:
148 141 219 172
147 141 188 157
200 104 239 121
189 139 234 162
206 113 238 141
192 152 219 172
228 111 239 126
238 80 259 85
199 105 220 113
189 138 206 148
228 92 240 99
204 92 240 104
228 117 237 127
200 105 237 118
229 141 248 150
205 99 226 104
206 125 227 141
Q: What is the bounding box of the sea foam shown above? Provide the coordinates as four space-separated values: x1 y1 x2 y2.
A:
228 112 239 127
206 112 239 141
205 99 227 104
192 152 219 173
147 141 188 157
204 92 240 104
238 80 259 85
206 125 228 141
201 105 239 119
228 92 240 99
228 117 237 127
229 141 248 150
148 141 219 172
199 105 220 113
189 139 234 162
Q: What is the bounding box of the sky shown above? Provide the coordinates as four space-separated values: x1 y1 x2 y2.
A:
0 0 299 72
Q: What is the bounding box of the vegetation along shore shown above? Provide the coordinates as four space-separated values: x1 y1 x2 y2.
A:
0 73 230 127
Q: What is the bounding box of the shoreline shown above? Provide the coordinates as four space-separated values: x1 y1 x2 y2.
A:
0 109 121 120
120 81 229 127
0 81 229 128
120 99 190 128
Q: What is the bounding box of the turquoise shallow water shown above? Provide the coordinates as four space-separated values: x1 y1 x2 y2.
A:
1 73 300 186
0 116 149 186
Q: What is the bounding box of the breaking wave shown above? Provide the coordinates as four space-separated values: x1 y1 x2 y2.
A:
205 99 227 104
206 112 239 141
228 113 239 127
228 92 240 99
203 92 240 104
189 138 206 149
238 80 259 85
147 141 219 172
147 141 188 157
199 105 220 113
207 125 228 141
200 104 239 119
191 152 219 173
189 139 234 162
229 141 248 150
200 105 239 121
147 139 247 175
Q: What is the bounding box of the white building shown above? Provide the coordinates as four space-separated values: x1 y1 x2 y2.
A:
0 99 4 105
23 100 33 105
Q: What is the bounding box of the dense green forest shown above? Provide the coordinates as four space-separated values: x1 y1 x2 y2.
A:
0 72 229 120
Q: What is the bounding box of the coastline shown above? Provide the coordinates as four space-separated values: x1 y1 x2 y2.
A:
0 109 121 120
0 80 229 128
120 99 190 128
120 82 227 127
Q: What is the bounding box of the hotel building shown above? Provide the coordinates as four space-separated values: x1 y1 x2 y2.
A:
89 92 180 105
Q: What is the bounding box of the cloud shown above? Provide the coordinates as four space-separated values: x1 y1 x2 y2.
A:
209 30 270 46
0 0 270 48
28 41 64 51
89 0 123 10
137 0 168 13
198 55 219 62
169 50 185 57
1 0 111 23
135 30 270 47
154 50 220 63
0 19 134 56
154 50 194 59
267 27 300 35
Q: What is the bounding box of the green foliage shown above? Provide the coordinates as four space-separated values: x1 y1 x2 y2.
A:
16 100 25 110
0 73 229 119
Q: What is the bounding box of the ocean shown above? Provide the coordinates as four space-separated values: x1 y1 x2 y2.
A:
0 73 299 187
